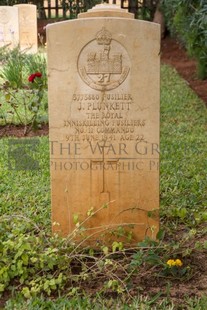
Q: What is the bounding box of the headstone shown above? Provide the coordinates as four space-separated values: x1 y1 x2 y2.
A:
47 5 160 244
78 4 134 19
14 4 38 53
0 6 19 49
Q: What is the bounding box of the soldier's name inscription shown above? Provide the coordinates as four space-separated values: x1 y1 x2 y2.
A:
72 92 133 119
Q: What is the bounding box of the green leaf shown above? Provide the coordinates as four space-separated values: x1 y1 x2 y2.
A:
0 283 5 293
73 214 79 224
22 253 29 266
102 246 109 255
49 279 56 286
156 229 165 241
203 241 207 249
178 207 187 219
22 287 31 299
5 93 10 101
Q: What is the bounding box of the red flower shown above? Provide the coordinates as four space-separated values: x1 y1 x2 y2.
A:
35 72 42 78
28 72 42 83
28 74 36 83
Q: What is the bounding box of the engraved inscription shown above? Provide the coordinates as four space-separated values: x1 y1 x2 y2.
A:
0 8 10 24
73 92 133 120
20 9 33 25
78 28 130 91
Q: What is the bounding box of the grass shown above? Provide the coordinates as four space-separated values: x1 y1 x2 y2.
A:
4 294 207 310
0 136 50 229
0 64 207 308
160 65 207 228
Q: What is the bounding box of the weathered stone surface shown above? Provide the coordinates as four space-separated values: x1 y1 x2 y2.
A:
0 6 19 49
47 8 160 245
14 4 38 53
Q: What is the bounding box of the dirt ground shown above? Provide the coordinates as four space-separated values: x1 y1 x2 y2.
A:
161 36 207 105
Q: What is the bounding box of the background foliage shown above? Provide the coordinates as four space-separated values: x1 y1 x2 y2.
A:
161 0 207 79
0 0 27 5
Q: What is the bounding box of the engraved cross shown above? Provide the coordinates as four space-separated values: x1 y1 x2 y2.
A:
90 144 119 193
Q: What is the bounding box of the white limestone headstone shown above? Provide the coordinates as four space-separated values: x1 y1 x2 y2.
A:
14 4 38 53
0 6 19 49
47 5 160 245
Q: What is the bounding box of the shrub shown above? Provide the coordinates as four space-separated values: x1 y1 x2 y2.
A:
1 72 47 134
0 48 25 89
0 47 47 89
161 0 207 79
0 48 48 134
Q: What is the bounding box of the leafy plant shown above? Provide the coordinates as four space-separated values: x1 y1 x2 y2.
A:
0 47 47 88
163 258 189 278
1 71 47 135
0 47 48 133
24 53 47 86
160 0 207 79
0 47 25 89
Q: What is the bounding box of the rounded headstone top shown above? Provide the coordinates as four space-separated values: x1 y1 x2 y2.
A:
78 3 134 19
90 3 125 11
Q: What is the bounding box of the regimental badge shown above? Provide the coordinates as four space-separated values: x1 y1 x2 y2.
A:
78 27 130 91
